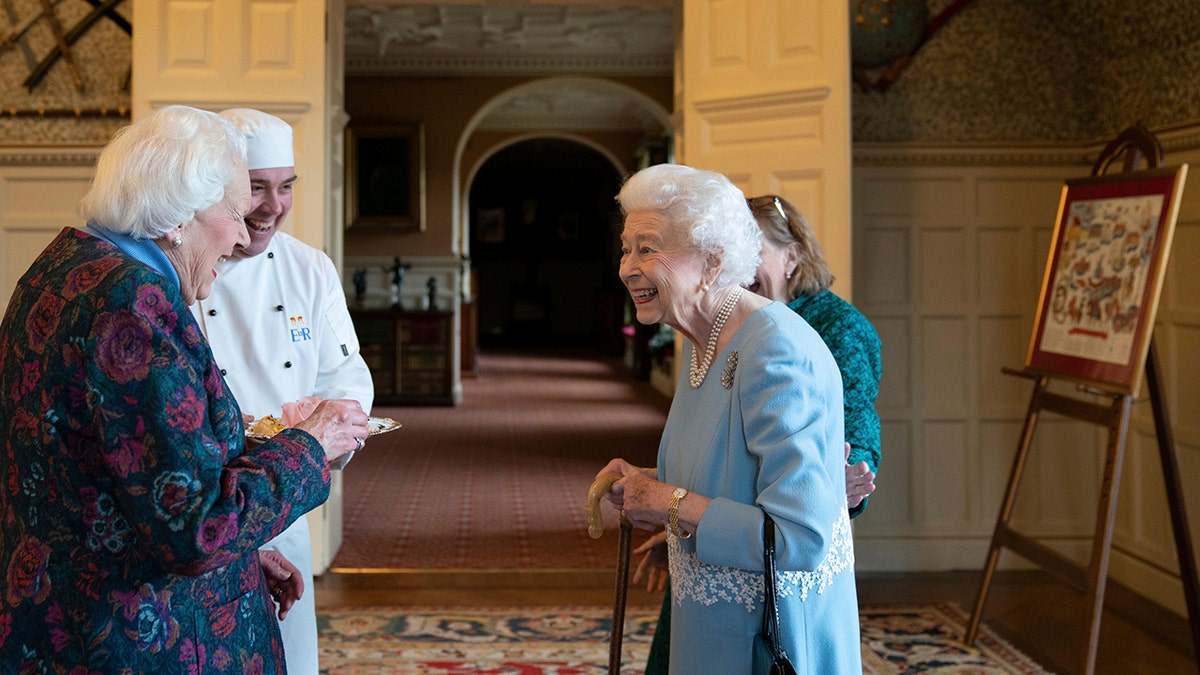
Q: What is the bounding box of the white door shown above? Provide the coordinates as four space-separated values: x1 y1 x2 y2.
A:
677 0 853 293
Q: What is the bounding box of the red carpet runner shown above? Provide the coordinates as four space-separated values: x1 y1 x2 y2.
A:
332 350 670 569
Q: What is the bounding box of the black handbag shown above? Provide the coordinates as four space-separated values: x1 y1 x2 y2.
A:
752 513 798 675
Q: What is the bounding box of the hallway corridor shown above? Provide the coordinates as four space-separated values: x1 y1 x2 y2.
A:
332 348 669 571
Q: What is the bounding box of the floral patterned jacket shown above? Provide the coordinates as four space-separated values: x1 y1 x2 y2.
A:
0 228 332 673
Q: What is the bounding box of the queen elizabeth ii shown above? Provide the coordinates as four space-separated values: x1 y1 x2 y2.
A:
596 163 861 674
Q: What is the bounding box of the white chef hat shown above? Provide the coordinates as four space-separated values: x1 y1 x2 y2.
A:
219 108 294 170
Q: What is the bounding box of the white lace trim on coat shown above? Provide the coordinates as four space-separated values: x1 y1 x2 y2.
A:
668 509 854 613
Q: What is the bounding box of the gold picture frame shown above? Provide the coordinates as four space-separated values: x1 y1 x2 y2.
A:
345 124 425 231
1026 164 1187 395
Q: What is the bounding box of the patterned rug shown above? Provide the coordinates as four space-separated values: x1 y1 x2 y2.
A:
859 603 1052 673
317 603 1053 674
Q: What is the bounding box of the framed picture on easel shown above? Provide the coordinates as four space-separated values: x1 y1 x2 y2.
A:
1027 164 1188 395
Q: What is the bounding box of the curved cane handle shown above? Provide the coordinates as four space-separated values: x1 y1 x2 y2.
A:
585 472 622 539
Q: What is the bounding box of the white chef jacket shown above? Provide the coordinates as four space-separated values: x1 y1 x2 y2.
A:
192 231 373 675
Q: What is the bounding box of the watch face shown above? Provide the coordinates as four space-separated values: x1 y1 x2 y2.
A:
673 487 687 498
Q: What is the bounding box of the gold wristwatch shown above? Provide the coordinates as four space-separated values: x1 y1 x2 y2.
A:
667 487 692 538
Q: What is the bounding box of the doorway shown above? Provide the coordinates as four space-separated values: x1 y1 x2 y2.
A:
468 137 627 354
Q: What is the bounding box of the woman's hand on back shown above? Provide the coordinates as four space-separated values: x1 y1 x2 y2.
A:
844 442 876 509
632 529 670 592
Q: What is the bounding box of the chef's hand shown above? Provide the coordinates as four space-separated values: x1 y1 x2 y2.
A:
241 413 261 445
260 549 303 620
293 399 369 462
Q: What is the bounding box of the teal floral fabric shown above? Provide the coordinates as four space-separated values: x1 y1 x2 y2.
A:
0 228 331 673
790 290 883 518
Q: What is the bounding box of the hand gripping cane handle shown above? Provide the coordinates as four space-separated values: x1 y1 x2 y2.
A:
585 472 621 539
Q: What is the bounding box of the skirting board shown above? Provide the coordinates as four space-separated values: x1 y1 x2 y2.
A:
1109 547 1191 619
855 537 1092 574
855 537 1190 620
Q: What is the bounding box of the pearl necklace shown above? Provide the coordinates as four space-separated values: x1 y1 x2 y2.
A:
690 286 743 388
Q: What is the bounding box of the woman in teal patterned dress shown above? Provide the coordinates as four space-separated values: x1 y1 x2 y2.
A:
0 105 370 673
746 194 882 508
639 193 883 674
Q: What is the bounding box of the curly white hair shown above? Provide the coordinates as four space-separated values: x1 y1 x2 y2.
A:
616 163 760 290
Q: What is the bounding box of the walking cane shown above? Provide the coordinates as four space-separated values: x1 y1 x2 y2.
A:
587 473 632 675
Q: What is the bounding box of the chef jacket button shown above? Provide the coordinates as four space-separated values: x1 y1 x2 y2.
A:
268 252 275 259
220 368 227 376
284 361 292 368
208 309 217 316
275 305 284 311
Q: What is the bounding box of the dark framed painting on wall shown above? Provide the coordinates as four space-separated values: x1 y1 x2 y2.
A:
345 124 425 231
476 207 506 243
1026 164 1187 396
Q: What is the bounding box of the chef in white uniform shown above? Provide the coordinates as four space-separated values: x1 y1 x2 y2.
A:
192 108 374 675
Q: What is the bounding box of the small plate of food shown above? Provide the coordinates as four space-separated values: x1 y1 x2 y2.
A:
245 396 401 440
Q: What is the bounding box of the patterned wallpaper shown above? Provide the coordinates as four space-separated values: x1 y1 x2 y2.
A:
0 0 131 146
852 0 1200 142
5 1 1200 147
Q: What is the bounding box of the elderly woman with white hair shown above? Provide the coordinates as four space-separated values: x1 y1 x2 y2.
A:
0 105 369 673
596 163 861 674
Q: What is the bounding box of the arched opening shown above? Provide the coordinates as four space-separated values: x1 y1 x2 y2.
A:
451 76 672 371
452 76 672 256
467 137 627 353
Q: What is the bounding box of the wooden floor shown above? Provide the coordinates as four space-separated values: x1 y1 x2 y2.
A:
317 350 1196 673
315 568 1198 675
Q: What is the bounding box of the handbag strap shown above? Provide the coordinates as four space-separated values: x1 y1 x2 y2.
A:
761 513 784 657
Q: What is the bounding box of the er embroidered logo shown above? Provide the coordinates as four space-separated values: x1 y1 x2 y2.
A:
289 315 312 342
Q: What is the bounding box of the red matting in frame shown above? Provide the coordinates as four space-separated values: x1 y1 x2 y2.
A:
1027 165 1187 395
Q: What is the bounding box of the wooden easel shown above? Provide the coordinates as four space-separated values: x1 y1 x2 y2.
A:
965 124 1200 674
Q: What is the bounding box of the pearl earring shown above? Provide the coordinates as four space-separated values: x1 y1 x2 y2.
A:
171 236 182 248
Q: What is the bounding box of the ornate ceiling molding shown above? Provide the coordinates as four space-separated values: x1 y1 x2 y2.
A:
853 123 1200 166
475 79 665 132
853 143 1091 168
344 4 674 77
1136 119 1200 156
346 53 671 76
0 146 101 166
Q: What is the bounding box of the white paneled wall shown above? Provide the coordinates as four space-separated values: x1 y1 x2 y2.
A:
1109 141 1200 616
852 139 1200 618
0 152 99 310
852 160 1081 560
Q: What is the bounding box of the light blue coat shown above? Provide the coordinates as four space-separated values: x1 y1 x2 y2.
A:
660 302 861 675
